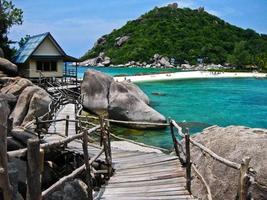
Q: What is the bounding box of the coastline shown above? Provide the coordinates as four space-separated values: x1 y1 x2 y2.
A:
113 71 267 83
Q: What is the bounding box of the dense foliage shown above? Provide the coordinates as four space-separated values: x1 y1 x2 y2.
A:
82 6 267 69
0 0 23 59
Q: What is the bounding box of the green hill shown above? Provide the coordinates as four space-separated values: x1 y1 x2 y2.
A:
81 6 267 69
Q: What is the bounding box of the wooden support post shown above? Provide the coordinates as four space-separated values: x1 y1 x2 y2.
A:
99 117 104 147
0 100 12 200
64 115 70 148
74 104 78 135
106 121 112 162
35 117 41 139
185 128 191 194
102 128 112 178
169 120 180 159
75 62 78 86
65 115 69 137
38 71 41 86
237 157 251 200
26 139 41 200
82 131 93 200
64 62 67 83
8 163 19 200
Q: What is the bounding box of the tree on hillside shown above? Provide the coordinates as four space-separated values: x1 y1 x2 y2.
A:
0 0 23 59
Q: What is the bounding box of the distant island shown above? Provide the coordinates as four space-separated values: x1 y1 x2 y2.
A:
81 4 267 71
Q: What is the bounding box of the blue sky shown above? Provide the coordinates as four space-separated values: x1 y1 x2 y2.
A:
9 0 267 57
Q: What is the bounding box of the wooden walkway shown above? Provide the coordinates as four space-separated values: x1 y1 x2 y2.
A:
46 103 195 200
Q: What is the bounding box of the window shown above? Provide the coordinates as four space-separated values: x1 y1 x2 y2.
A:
36 61 57 72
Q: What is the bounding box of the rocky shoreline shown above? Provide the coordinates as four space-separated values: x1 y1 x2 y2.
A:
78 52 239 71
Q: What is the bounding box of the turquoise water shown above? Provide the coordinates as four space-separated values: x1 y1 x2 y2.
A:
74 66 180 79
74 66 267 149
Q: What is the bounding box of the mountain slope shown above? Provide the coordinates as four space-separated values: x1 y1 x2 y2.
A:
81 6 267 68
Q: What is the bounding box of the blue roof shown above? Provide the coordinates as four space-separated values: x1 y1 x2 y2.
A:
13 32 50 63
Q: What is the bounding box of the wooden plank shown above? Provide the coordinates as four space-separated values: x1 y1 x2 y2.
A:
106 177 187 188
43 102 195 199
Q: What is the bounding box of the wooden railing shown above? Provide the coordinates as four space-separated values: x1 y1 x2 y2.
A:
169 119 254 200
1 79 112 200
1 77 256 200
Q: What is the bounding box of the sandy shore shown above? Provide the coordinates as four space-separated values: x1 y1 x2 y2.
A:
114 71 267 83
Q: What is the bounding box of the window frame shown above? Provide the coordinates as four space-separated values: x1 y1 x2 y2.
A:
36 60 58 72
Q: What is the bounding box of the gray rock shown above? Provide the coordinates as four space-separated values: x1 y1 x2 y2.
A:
115 36 130 47
120 80 149 104
102 56 111 66
168 3 178 9
94 36 107 48
10 86 40 127
21 87 51 126
99 52 105 59
79 52 110 66
81 70 113 114
82 70 166 128
0 93 17 108
153 54 160 60
159 56 170 67
108 81 166 128
190 126 267 200
9 85 51 127
1 77 33 96
47 179 88 200
0 57 17 75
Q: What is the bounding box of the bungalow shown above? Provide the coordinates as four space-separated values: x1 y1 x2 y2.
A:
13 32 78 80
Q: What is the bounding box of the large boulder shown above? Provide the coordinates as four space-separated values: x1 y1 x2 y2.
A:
21 88 52 126
0 58 17 75
108 81 166 128
114 80 149 104
81 70 166 128
190 126 267 200
10 86 51 127
81 70 113 114
1 77 33 96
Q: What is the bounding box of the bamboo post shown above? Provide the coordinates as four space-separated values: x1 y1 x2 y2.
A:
26 139 41 200
169 119 180 159
0 102 12 200
237 157 251 200
185 128 191 194
82 130 93 200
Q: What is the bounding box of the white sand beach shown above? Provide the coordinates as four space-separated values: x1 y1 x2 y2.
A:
114 71 267 83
